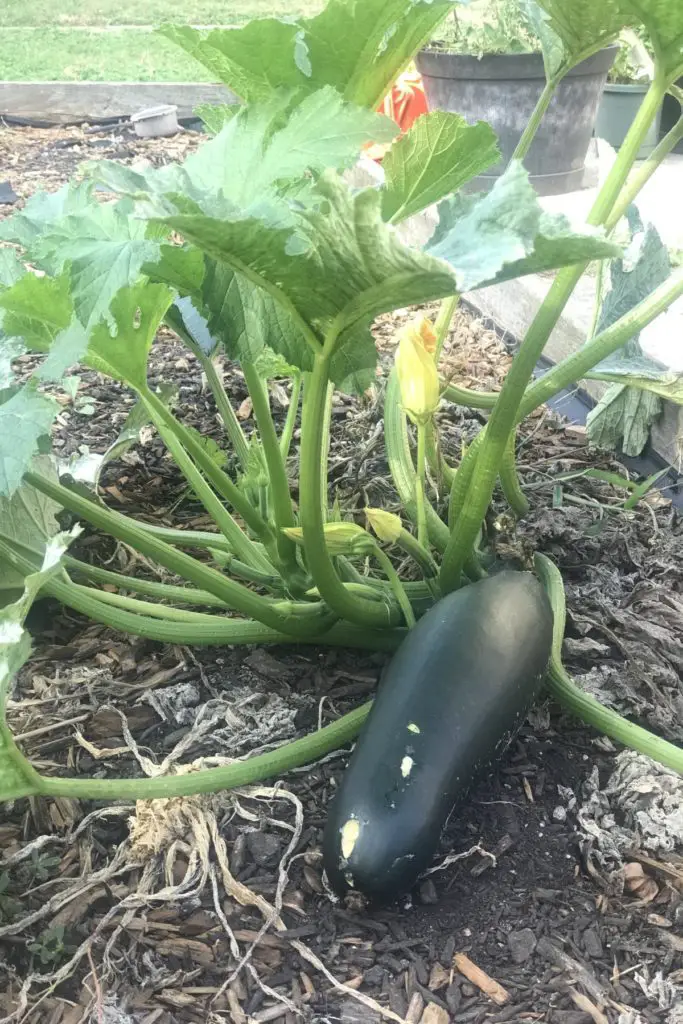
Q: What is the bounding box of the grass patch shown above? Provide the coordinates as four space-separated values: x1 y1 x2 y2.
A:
3 0 323 27
0 29 216 81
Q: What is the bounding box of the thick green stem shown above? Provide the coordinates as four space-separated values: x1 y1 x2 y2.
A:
64 558 230 606
384 368 450 553
23 471 331 638
42 571 404 651
415 423 428 549
241 362 299 577
300 354 399 629
142 387 274 558
606 113 683 233
520 268 683 418
535 554 682 774
34 701 376 801
511 77 561 162
280 375 302 461
500 433 529 517
143 396 269 569
373 547 416 629
440 74 670 594
443 382 498 410
197 352 251 470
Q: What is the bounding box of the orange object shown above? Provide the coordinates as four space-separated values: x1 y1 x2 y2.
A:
365 64 429 162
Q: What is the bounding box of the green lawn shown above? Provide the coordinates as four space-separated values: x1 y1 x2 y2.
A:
1 1 324 80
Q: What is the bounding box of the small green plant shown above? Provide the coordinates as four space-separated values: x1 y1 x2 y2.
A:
429 0 539 56
609 28 655 84
1 0 683 809
27 925 74 967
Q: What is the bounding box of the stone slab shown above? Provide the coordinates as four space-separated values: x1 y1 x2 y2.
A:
0 82 237 124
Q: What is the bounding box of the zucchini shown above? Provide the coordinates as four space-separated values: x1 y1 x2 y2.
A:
323 571 553 902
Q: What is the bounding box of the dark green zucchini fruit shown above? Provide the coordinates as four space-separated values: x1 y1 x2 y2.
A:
323 571 553 902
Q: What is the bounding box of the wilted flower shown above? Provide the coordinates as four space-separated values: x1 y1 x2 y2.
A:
395 317 440 425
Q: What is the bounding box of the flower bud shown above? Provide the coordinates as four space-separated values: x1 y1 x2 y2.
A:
395 317 440 425
365 508 402 544
283 523 376 557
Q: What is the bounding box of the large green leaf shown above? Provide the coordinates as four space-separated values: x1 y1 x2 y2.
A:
167 263 376 394
381 111 500 224
30 202 161 328
0 250 24 289
0 461 61 601
88 89 396 219
620 0 683 79
87 282 175 388
531 0 631 71
160 1 455 108
0 523 79 801
586 383 661 456
0 272 72 352
427 162 621 291
0 181 93 249
0 387 59 497
585 210 675 452
159 171 456 340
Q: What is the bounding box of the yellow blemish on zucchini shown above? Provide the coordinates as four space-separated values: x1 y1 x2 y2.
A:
400 756 414 778
340 818 361 860
407 723 420 734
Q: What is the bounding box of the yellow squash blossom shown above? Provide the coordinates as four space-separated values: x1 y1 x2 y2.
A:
395 317 440 425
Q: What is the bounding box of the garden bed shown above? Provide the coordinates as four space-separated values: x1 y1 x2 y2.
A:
1 122 682 1024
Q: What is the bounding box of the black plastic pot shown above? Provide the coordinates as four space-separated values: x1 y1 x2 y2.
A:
595 83 662 159
416 47 616 196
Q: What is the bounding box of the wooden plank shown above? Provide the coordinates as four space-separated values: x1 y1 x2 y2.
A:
0 82 237 124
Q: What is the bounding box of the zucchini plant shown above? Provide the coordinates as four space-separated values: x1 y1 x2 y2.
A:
1 0 683 810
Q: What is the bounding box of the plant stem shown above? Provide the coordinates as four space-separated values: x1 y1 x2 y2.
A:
300 354 399 629
384 368 450 553
35 701 376 801
23 471 330 638
197 351 251 470
145 400 267 569
142 387 274 559
511 77 560 162
396 529 440 584
442 382 498 410
434 295 459 360
440 74 670 594
241 362 300 577
373 547 416 628
535 554 682 774
43 571 405 651
64 558 229 606
500 434 529 517
280 375 302 461
520 268 683 417
606 113 683 232
415 423 428 549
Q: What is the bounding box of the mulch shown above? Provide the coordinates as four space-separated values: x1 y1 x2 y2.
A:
1 120 682 1024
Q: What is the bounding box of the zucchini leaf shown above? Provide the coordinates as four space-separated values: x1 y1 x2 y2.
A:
382 112 500 224
159 0 455 109
529 0 632 72
586 209 673 455
0 525 79 802
586 384 661 457
426 161 621 292
0 462 61 603
86 89 397 216
0 388 58 498
619 0 683 80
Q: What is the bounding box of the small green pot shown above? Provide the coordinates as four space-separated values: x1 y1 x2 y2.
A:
595 82 663 158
